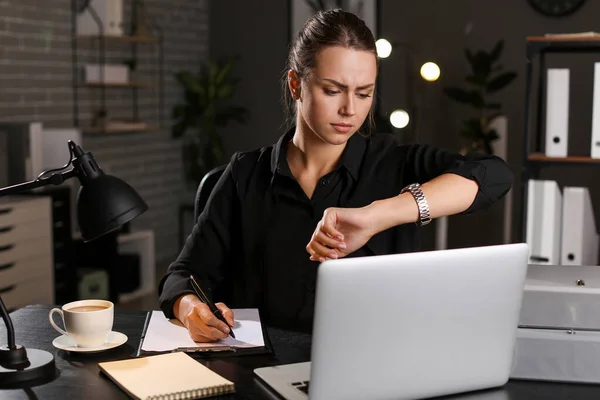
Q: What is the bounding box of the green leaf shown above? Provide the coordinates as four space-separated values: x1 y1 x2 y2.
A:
216 83 234 100
215 58 235 85
171 104 186 119
208 60 219 81
175 71 202 94
486 72 517 93
471 50 492 81
489 40 504 62
444 87 484 108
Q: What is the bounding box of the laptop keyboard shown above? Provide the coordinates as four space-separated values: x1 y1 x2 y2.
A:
291 380 310 394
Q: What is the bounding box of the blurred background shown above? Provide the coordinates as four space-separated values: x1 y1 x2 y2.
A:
1 0 599 310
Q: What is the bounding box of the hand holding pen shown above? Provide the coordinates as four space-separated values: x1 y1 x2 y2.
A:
189 275 236 339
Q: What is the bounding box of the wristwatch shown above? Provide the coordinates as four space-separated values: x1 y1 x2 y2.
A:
400 183 431 227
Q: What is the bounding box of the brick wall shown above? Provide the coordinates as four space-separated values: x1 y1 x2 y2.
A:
0 0 209 266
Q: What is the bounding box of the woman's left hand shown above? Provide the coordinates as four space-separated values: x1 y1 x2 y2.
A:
306 207 376 262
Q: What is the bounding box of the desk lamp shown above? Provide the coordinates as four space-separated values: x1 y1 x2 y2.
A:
0 140 148 386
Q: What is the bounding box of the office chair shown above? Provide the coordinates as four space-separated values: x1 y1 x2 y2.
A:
194 165 227 221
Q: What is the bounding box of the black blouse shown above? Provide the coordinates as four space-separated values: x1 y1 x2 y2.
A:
158 130 514 332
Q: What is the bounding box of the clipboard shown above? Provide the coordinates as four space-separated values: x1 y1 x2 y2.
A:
135 311 274 359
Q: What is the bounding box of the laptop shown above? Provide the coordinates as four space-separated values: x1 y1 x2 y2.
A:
254 243 529 400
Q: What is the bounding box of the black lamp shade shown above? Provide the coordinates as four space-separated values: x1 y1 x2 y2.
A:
77 174 148 242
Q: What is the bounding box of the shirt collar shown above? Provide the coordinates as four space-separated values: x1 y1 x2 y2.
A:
270 128 294 178
270 128 367 181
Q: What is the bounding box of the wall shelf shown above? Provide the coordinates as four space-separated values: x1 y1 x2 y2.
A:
76 82 154 88
81 125 160 135
527 153 600 165
76 34 159 44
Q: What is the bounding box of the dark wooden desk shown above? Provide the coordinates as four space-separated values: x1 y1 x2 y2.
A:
1 305 599 399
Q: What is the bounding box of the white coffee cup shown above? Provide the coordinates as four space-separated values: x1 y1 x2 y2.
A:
49 299 114 348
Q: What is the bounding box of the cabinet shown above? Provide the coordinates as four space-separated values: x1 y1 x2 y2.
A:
518 35 600 242
70 0 164 134
0 196 54 311
26 186 78 304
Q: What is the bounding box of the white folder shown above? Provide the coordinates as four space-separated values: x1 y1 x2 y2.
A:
526 180 562 265
545 68 570 157
591 62 600 158
560 187 599 266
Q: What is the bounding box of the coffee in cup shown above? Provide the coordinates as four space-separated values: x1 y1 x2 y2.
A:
49 299 114 348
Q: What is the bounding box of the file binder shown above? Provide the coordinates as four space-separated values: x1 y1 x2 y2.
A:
592 62 600 158
526 180 562 265
560 187 599 266
544 68 570 157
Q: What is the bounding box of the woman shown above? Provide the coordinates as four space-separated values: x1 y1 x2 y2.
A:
158 9 513 341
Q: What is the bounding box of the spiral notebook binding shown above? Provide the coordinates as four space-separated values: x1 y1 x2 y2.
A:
146 383 235 400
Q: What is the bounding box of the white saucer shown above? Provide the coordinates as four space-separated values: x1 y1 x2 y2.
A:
52 331 128 353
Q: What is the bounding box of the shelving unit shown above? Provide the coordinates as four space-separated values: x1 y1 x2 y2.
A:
70 0 164 135
80 125 160 135
519 35 600 241
76 82 154 88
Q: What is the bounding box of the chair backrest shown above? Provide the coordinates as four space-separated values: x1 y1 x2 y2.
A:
194 165 227 221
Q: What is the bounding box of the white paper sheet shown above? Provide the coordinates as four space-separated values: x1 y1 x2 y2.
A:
140 308 265 352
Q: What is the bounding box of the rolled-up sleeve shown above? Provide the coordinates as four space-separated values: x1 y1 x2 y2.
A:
158 154 239 319
401 144 514 214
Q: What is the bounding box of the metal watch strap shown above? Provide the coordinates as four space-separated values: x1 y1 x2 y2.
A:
401 183 431 227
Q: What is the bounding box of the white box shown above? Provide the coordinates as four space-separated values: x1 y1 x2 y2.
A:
519 264 600 331
77 0 124 36
511 328 600 384
513 265 600 383
83 64 129 84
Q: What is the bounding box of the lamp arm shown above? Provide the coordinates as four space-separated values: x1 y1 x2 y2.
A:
0 169 77 198
0 296 15 350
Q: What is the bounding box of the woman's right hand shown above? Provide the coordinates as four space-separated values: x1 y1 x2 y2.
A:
174 294 234 342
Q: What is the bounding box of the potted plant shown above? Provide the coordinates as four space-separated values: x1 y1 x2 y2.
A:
171 56 249 187
443 40 517 155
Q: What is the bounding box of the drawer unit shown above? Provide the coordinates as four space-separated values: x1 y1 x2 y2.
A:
0 196 51 226
0 275 53 312
0 219 52 247
0 196 53 310
25 186 76 304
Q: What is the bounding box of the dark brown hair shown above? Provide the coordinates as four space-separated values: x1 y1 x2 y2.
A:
282 8 378 135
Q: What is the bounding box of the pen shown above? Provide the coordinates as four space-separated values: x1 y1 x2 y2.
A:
172 346 235 353
189 275 236 339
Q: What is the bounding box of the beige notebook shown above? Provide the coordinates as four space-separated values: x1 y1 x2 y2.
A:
98 352 235 399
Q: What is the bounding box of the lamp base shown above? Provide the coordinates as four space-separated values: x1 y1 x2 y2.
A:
0 348 56 386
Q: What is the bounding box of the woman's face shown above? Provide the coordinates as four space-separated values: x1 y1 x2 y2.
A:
294 46 377 145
